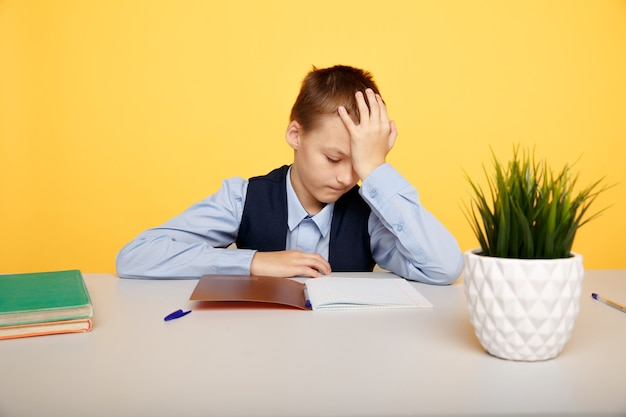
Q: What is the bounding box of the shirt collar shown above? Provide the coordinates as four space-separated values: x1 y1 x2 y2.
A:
286 166 333 237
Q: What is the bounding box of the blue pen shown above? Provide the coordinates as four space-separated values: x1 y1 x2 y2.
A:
164 309 192 321
304 287 312 309
591 293 626 314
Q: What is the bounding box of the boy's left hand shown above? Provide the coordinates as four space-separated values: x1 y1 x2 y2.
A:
338 88 397 180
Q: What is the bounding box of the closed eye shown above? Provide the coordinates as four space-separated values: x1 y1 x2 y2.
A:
327 156 340 163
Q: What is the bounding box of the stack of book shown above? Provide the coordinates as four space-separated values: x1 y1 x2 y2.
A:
0 270 94 340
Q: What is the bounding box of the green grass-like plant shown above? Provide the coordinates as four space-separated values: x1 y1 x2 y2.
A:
464 146 611 259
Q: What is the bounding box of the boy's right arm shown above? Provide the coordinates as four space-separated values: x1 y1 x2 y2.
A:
116 177 255 279
116 177 332 279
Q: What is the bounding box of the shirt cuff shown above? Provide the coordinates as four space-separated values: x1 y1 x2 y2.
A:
216 248 257 275
359 163 415 205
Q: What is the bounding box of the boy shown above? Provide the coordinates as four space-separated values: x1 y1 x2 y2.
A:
116 65 463 285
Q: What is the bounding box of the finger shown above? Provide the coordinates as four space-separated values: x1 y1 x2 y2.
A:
337 105 356 132
297 267 324 278
365 89 380 122
355 90 370 125
388 120 398 149
376 93 389 125
304 254 331 275
298 261 330 278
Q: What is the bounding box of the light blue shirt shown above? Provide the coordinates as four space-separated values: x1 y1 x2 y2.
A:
116 164 463 284
285 167 334 257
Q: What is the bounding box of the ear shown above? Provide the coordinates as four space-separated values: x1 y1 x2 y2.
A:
285 120 302 150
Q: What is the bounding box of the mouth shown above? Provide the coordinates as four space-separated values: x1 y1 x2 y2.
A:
327 186 347 194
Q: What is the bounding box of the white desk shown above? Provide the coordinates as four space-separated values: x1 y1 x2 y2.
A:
1 271 625 417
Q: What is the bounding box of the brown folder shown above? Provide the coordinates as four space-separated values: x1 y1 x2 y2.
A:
189 275 308 309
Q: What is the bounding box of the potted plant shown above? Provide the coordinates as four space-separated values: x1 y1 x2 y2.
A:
463 146 610 361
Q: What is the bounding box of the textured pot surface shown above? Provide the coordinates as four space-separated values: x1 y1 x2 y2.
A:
463 250 584 361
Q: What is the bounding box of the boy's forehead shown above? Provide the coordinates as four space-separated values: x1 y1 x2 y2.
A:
313 120 350 151
315 114 350 136
321 144 350 156
303 114 351 151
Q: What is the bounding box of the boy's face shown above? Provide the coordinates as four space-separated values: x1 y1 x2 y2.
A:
287 115 358 215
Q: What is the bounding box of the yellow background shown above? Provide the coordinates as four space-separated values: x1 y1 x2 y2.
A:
1 0 625 273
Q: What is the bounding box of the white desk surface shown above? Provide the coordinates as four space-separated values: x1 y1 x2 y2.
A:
1 270 625 417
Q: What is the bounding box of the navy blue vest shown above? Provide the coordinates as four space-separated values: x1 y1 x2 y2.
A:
236 165 375 272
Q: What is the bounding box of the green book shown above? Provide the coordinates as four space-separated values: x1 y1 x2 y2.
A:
0 270 93 328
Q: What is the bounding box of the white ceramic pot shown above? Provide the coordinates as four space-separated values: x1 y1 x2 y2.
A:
463 250 584 361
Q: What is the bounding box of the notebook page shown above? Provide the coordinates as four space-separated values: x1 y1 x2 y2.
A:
304 277 433 310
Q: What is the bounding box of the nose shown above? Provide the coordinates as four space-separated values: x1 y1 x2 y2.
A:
336 163 357 186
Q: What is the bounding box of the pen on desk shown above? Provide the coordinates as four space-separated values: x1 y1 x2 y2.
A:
591 293 626 314
164 309 191 321
304 287 311 309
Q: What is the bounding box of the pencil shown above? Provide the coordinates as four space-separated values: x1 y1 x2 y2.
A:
591 293 626 314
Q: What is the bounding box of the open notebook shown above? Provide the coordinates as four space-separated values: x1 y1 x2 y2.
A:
190 274 432 311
